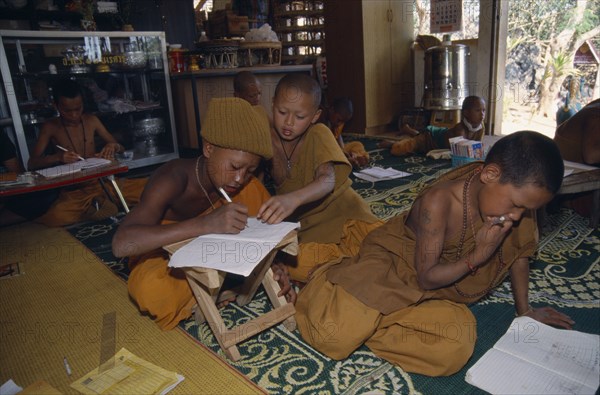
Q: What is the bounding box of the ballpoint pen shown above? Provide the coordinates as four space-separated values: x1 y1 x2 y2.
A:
218 187 233 203
219 187 249 228
491 215 506 225
56 144 85 161
63 356 72 376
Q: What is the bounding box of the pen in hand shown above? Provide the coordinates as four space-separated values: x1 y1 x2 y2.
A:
219 187 248 228
56 144 85 161
218 187 233 203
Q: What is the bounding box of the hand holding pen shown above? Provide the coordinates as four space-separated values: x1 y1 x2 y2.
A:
56 144 85 162
218 187 250 230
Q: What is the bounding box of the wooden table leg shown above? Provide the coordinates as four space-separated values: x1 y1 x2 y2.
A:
185 273 241 361
262 268 296 331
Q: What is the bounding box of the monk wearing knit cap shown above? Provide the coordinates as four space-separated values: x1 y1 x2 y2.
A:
112 97 295 330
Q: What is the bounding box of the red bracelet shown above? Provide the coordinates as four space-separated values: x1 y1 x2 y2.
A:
466 259 478 275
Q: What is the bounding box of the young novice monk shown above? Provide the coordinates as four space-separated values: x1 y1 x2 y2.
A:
233 70 262 106
257 74 382 283
318 97 369 169
296 131 574 376
112 97 295 330
28 79 146 226
380 95 486 156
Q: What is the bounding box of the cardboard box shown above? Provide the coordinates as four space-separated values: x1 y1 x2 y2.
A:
209 10 249 37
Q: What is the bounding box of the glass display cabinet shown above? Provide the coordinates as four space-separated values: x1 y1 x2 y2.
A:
0 30 178 170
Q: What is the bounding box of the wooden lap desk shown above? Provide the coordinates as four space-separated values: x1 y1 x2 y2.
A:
0 162 131 213
163 230 298 361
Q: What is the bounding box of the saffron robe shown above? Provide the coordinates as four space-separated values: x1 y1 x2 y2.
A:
127 177 270 330
275 123 381 282
36 177 147 227
390 122 485 156
296 163 538 376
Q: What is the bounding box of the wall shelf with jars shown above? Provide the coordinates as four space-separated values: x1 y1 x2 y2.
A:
0 30 178 170
273 0 325 65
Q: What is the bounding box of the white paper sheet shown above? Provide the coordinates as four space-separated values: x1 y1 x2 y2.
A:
0 379 23 395
168 218 299 276
36 158 112 178
354 167 411 182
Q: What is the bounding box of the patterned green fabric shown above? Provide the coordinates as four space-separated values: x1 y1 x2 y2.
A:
68 135 599 394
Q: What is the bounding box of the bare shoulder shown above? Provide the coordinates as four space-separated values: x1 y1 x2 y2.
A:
82 113 102 128
420 181 458 214
40 117 62 134
147 158 191 191
408 179 461 233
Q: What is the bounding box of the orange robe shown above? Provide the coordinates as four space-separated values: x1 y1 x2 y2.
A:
276 123 382 282
127 177 270 330
36 177 147 227
296 163 538 376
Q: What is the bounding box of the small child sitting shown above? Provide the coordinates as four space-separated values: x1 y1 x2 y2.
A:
296 131 573 376
319 97 369 168
380 96 486 156
258 74 382 282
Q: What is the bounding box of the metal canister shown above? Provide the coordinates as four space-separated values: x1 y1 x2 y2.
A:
168 47 185 73
423 41 470 110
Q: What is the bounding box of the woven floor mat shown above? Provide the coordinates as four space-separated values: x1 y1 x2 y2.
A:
0 223 263 394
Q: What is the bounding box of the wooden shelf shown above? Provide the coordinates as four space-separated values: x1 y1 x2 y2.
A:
273 1 325 65
274 9 324 17
274 25 324 33
281 40 324 47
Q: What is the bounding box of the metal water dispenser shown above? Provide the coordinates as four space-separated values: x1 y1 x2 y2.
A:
423 35 470 110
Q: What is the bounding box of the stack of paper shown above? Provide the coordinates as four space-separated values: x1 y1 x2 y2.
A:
36 158 112 178
354 167 411 182
168 218 300 276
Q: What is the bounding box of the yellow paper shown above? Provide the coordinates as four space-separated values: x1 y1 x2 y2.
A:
70 348 183 395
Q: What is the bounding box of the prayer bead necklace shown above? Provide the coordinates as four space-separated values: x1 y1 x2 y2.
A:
454 168 506 299
61 118 87 158
278 133 304 176
195 156 215 209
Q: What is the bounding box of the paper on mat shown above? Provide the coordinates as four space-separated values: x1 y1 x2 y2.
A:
70 348 183 395
465 316 599 395
168 218 299 276
0 379 23 395
36 158 111 178
354 167 411 182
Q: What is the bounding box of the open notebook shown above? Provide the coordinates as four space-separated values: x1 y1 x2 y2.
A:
36 158 112 178
466 316 599 395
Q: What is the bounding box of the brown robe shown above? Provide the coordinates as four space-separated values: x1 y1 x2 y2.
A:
326 162 538 313
296 163 538 376
276 123 379 244
275 123 381 281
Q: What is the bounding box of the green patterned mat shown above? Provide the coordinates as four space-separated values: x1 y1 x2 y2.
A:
68 136 600 394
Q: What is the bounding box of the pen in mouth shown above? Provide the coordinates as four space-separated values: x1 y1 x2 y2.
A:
492 216 506 225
